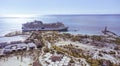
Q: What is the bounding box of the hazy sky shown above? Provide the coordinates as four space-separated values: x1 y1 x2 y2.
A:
0 0 120 15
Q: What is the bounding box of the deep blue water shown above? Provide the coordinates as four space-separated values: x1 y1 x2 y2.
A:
0 14 120 36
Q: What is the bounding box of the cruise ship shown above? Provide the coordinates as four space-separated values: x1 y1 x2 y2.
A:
22 20 68 32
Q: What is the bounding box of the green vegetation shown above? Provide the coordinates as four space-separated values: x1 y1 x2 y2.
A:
26 31 120 65
70 59 74 63
52 45 120 66
87 59 101 66
91 35 102 42
52 45 90 58
114 38 120 44
43 47 51 53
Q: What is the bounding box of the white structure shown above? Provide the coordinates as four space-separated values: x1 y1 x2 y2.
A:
0 42 36 55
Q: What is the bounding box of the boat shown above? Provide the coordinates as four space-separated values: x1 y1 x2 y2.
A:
22 20 68 32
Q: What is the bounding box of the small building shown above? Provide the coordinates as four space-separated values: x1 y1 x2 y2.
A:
0 41 36 55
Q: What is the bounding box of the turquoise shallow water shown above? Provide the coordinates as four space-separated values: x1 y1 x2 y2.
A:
0 14 120 36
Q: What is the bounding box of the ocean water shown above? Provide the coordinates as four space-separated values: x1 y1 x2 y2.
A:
0 14 120 36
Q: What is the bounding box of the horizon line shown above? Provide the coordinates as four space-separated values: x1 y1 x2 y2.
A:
0 13 120 18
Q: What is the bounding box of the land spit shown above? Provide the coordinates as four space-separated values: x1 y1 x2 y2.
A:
0 31 120 66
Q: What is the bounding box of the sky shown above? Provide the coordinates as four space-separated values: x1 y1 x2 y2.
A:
0 0 120 16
